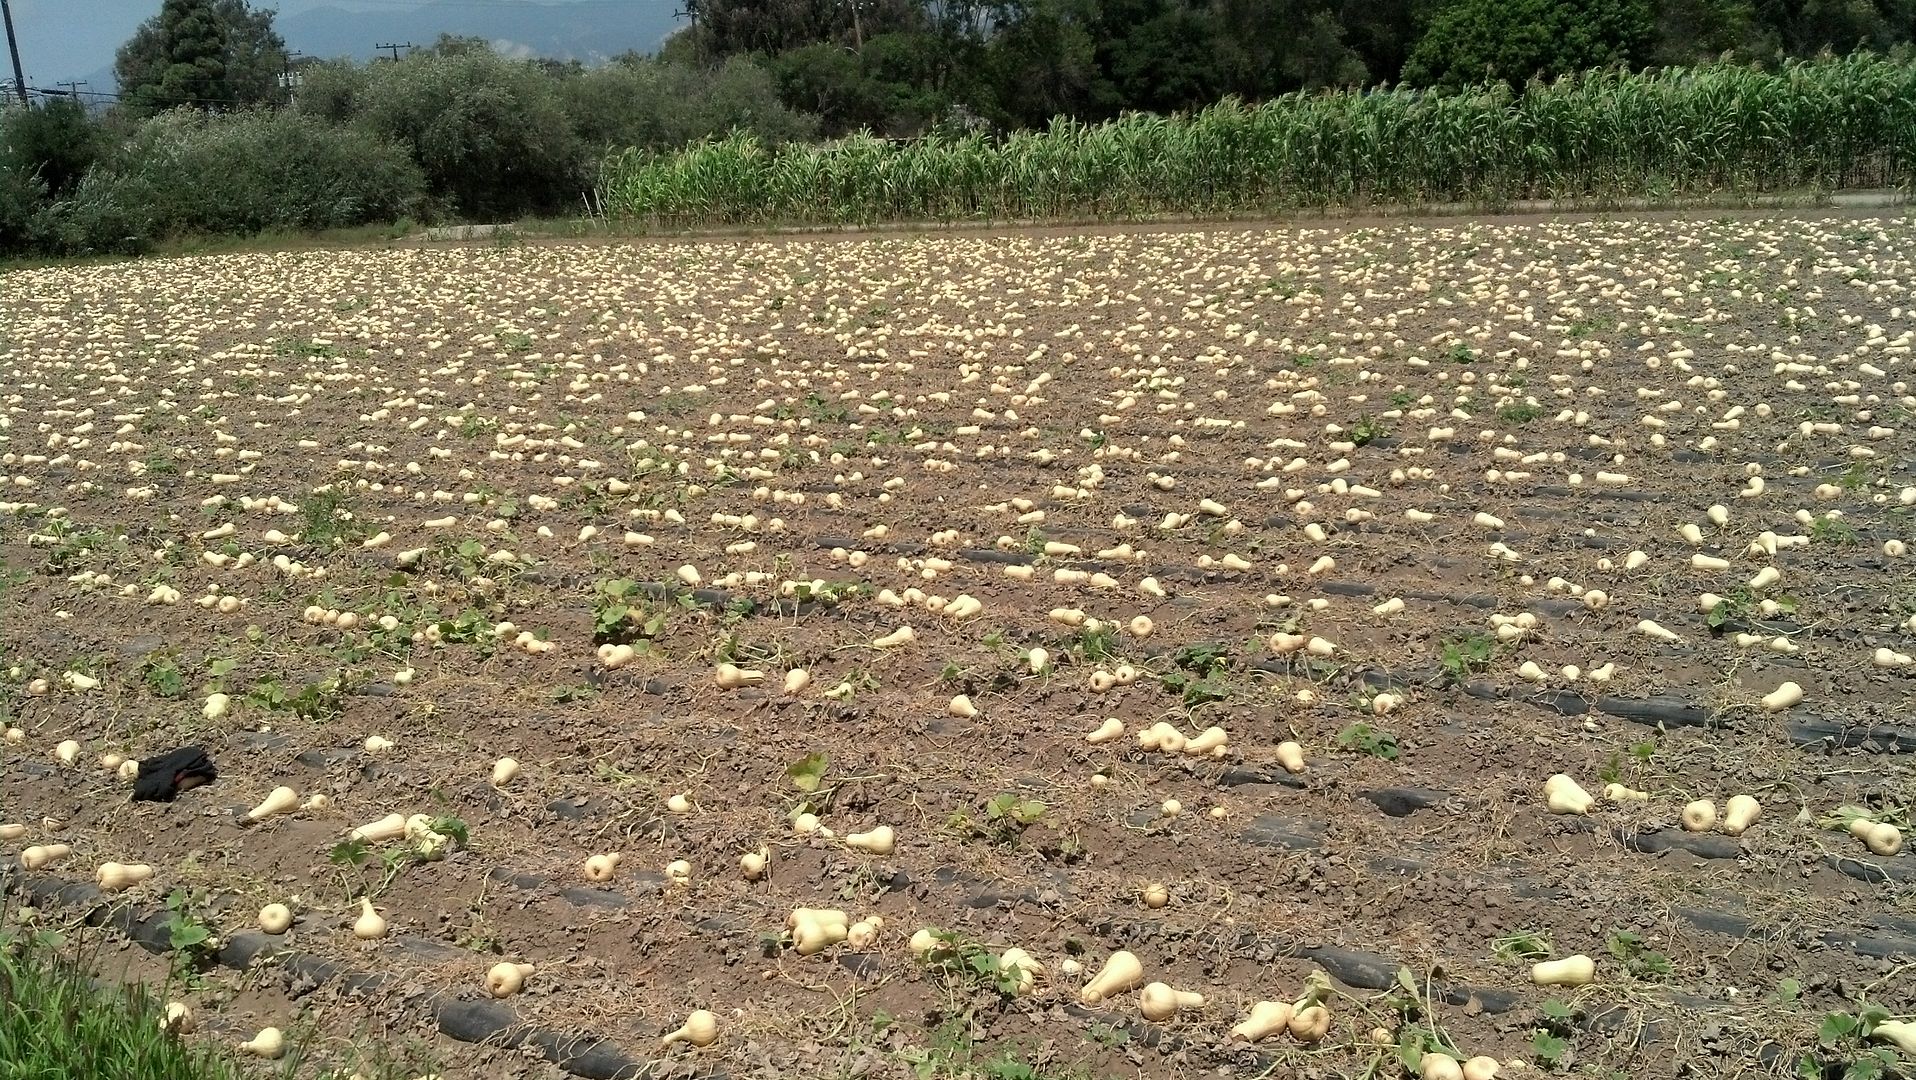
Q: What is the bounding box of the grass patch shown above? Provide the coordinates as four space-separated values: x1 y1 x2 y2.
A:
0 932 238 1078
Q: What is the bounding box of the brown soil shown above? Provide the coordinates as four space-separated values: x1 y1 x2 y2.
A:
2 212 1914 1080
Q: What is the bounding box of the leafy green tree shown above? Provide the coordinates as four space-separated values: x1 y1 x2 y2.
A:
981 0 1112 126
652 28 711 67
1270 8 1373 87
859 31 969 131
773 44 883 132
977 0 1366 127
289 60 366 125
115 0 289 115
1400 0 1653 88
1330 0 1438 86
772 34 965 135
923 0 997 39
1647 0 1771 65
1196 0 1371 101
0 154 48 255
562 57 816 154
681 0 925 57
1 98 117 255
644 0 1916 134
348 44 583 217
1752 0 1916 54
1102 1 1235 113
425 33 495 57
0 99 107 197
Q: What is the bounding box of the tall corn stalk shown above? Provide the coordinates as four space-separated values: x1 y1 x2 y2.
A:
599 56 1916 228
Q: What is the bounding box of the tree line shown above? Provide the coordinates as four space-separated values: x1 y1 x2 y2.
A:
673 0 1914 127
3 0 1913 256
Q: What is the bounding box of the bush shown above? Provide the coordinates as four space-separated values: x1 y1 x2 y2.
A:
1401 0 1654 89
291 60 367 126
772 45 890 135
45 109 424 254
564 57 816 157
291 49 815 220
768 33 967 137
1 99 110 198
348 48 582 219
1 100 113 256
0 161 48 255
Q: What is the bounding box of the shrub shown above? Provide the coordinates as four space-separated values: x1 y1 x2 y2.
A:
563 57 816 158
1 99 110 198
1 100 113 256
348 48 582 219
772 45 889 135
1400 0 1654 89
0 161 48 255
291 60 368 126
45 109 423 253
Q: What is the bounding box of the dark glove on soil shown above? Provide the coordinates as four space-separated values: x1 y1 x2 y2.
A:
131 746 218 802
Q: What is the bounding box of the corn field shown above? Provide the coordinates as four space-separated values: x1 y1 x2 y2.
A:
599 55 1916 226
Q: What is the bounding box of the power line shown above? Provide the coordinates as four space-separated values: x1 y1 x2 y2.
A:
26 84 278 109
32 85 118 99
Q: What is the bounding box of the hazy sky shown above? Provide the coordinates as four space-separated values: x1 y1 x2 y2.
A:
6 0 665 84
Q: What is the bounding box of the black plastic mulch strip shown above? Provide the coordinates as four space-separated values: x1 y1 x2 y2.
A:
0 865 671 1080
1826 854 1916 884
1788 719 1916 754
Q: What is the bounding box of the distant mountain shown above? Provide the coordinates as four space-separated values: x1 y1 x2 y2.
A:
278 0 685 65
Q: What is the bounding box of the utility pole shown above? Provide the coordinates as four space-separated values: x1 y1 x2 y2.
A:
1 0 28 107
277 51 306 103
58 79 88 100
374 41 414 62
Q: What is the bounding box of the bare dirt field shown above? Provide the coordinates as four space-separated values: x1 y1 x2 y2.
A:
2 213 1914 1080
